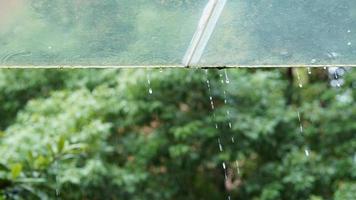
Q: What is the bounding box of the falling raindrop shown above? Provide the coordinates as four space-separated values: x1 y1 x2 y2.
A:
219 71 233 133
219 70 242 181
205 70 221 144
220 73 224 84
205 69 230 195
224 69 230 84
235 160 240 175
347 42 352 46
146 70 153 94
209 95 215 110
297 111 303 133
222 162 228 181
296 69 310 158
218 138 223 152
205 70 219 131
296 110 310 157
296 69 303 88
205 74 215 111
300 123 303 133
307 67 312 75
305 149 310 157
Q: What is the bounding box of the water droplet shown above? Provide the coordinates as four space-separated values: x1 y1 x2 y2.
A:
218 139 223 152
347 29 351 33
305 149 310 157
297 111 303 133
224 69 230 84
348 42 352 46
307 67 312 75
235 160 240 174
310 59 316 64
146 69 153 94
296 69 303 88
211 101 215 110
159 68 163 72
231 137 235 143
222 162 226 169
228 122 232 129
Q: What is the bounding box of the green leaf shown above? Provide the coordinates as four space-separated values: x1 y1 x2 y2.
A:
10 163 22 179
57 135 66 153
34 156 50 170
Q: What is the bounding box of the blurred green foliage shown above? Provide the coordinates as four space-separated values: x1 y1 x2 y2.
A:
0 68 354 199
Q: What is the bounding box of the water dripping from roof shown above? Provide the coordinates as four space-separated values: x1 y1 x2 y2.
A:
146 69 153 94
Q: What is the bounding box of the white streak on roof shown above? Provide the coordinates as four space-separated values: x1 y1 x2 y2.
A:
182 0 227 66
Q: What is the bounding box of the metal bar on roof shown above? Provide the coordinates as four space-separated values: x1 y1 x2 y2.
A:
182 0 227 67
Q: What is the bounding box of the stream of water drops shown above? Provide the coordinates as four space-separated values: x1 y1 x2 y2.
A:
222 70 241 177
295 68 310 157
204 69 229 199
296 69 303 88
219 69 242 199
297 110 310 156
